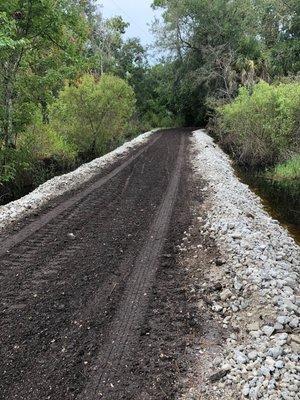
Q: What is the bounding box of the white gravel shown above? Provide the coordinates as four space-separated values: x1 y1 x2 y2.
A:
0 130 156 232
191 130 300 400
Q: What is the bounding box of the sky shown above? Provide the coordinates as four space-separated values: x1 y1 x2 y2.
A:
97 0 160 47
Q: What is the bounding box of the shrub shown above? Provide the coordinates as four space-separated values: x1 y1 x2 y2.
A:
19 115 77 164
0 112 77 200
0 147 31 185
49 74 136 157
217 81 300 167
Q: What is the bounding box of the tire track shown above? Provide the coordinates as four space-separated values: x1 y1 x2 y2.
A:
78 135 185 399
0 129 190 400
0 135 160 257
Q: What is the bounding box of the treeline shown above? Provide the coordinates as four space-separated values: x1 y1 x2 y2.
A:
0 0 175 203
152 0 300 199
1 0 299 206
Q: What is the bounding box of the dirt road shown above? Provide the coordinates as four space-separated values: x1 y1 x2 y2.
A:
0 129 201 400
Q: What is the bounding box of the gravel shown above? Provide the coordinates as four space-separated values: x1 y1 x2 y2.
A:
0 130 156 232
190 130 300 399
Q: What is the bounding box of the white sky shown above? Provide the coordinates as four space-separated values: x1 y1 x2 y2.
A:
97 0 160 47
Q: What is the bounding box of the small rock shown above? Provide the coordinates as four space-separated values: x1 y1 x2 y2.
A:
234 278 243 291
282 299 297 312
290 341 300 352
289 334 300 352
274 322 283 331
67 232 76 239
213 304 223 312
215 258 226 266
289 317 299 329
231 232 242 240
247 322 260 331
246 212 255 219
220 289 232 301
259 366 270 376
221 364 231 371
262 325 275 337
234 350 248 364
289 334 300 345
208 282 223 292
275 360 284 369
209 369 229 382
267 347 283 358
248 351 258 360
242 383 250 396
276 332 288 341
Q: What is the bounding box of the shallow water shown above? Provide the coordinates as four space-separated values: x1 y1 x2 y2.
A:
234 167 300 245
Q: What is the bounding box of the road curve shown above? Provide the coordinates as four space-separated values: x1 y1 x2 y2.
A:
0 128 193 400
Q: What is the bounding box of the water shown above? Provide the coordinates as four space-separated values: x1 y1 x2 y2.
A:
234 166 300 245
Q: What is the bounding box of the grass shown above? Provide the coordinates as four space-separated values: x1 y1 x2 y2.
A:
271 155 300 181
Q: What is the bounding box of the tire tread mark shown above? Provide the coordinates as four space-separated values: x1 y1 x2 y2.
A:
0 135 160 257
78 135 185 399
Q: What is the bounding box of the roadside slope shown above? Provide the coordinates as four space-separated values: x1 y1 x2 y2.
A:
181 130 300 400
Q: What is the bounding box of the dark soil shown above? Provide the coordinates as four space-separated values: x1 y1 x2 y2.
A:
0 128 205 400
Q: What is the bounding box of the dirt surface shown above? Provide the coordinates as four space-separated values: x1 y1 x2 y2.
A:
0 128 207 400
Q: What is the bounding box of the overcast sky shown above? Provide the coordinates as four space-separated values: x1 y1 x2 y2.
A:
97 0 160 47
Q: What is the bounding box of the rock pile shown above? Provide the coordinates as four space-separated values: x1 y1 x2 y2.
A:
191 130 300 399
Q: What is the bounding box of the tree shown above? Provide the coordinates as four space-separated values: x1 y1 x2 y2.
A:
50 74 136 156
152 0 300 124
0 0 88 148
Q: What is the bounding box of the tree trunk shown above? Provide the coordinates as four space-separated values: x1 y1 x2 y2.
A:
3 72 15 148
40 96 49 124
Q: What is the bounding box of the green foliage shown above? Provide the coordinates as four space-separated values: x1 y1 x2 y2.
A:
0 147 30 185
271 155 300 181
217 81 300 166
0 11 25 49
0 111 76 189
135 63 183 128
50 74 136 156
0 1 150 205
152 0 300 125
19 113 77 162
0 0 89 146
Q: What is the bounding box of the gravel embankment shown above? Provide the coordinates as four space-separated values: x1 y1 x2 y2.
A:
0 130 156 232
191 130 300 400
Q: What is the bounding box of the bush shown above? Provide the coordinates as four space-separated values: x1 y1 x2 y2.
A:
217 81 300 167
0 111 77 201
19 114 77 164
0 147 31 185
49 74 136 157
